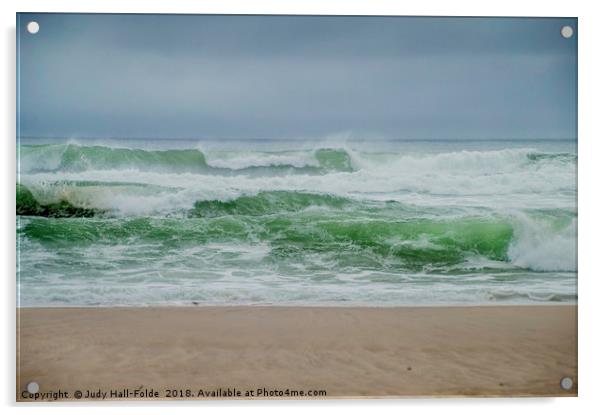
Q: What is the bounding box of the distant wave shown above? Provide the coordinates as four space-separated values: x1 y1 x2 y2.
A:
19 143 576 175
19 144 355 174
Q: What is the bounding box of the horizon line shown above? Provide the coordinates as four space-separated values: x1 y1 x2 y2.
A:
18 136 578 141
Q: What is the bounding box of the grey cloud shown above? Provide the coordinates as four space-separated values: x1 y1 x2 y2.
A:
17 13 577 139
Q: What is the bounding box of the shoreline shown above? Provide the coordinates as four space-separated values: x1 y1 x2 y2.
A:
17 305 577 400
16 302 578 308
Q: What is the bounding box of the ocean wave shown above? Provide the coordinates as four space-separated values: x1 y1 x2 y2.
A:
19 143 575 175
17 187 576 272
20 143 209 173
507 211 577 271
487 289 576 302
190 190 351 217
18 214 512 269
18 146 576 213
19 144 355 174
17 168 576 219
360 148 575 175
202 148 354 171
17 184 101 218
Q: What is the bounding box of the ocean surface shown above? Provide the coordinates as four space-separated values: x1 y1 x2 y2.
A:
17 138 577 306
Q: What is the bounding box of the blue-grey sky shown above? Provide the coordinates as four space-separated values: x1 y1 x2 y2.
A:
17 14 577 140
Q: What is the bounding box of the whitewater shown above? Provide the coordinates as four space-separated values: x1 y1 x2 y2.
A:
16 138 577 306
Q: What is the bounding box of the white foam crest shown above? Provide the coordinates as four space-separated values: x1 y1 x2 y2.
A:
20 151 576 214
508 213 577 272
20 176 198 216
369 148 539 174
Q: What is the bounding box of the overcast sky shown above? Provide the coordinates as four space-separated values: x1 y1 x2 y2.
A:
17 14 577 140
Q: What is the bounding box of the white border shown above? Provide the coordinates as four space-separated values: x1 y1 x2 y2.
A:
3 1 601 414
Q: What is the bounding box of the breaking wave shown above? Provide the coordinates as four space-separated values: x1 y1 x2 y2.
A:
17 186 576 272
19 144 355 174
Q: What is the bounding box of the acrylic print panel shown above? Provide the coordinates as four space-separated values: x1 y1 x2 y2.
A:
16 14 577 401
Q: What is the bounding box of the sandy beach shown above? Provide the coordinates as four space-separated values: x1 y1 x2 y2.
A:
16 305 577 400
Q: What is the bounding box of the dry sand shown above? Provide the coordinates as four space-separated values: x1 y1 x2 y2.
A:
17 305 577 400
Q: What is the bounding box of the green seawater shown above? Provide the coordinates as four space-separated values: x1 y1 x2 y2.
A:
17 139 577 306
